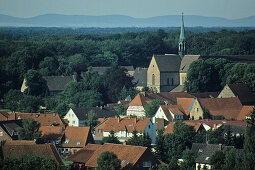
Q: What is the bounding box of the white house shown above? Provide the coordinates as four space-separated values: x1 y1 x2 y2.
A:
154 105 184 122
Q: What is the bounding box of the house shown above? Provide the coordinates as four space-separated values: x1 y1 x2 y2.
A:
163 121 205 136
39 126 65 144
147 54 181 92
8 112 65 127
21 75 75 95
0 120 22 141
68 143 161 169
0 111 9 121
126 92 194 117
154 105 185 122
218 83 255 105
2 143 64 165
191 143 233 170
133 67 148 90
94 117 156 144
58 126 95 158
64 107 118 127
189 97 243 120
91 66 135 76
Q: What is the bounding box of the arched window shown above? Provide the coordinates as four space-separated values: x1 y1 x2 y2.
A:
152 74 155 85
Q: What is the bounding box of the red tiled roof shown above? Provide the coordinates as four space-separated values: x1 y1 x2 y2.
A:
5 140 35 145
163 121 202 135
96 117 150 133
8 113 65 127
177 98 195 116
0 111 9 121
85 143 148 168
129 92 194 106
2 143 63 165
61 126 93 148
39 126 65 141
237 106 254 120
198 97 243 119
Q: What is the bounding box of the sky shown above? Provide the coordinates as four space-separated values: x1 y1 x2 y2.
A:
0 0 255 19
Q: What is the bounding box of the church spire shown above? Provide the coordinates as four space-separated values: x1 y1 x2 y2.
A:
179 12 186 59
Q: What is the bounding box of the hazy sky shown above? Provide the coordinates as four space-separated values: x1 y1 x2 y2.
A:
0 0 254 19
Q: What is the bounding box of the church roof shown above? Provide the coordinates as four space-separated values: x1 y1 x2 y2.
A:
179 55 200 73
153 54 181 72
179 13 185 42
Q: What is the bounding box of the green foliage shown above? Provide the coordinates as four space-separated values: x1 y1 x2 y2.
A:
4 89 23 112
19 95 43 113
114 104 128 116
84 110 100 131
144 99 165 118
207 126 225 144
39 57 59 76
179 149 196 170
0 155 66 170
24 69 48 96
97 151 121 170
155 129 165 159
126 130 151 148
17 118 41 140
209 151 225 170
101 130 121 144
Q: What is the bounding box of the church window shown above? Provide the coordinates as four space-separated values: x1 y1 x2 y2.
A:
167 78 170 85
171 78 174 85
152 74 155 85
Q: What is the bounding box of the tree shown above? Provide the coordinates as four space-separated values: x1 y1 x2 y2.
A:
126 130 151 148
4 89 23 112
101 130 121 144
155 129 165 160
209 151 225 170
207 126 225 144
84 110 100 132
39 56 59 76
97 151 121 170
19 95 43 113
17 118 41 140
144 99 165 118
179 149 196 170
24 69 48 96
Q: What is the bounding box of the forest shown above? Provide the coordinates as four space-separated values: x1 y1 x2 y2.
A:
1 28 255 115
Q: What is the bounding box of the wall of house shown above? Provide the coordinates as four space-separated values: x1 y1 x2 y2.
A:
218 85 235 98
154 107 169 121
126 106 145 117
189 99 204 120
147 57 160 92
133 149 161 170
196 163 212 170
170 112 183 120
64 109 79 127
160 72 179 92
144 120 156 144
180 73 187 85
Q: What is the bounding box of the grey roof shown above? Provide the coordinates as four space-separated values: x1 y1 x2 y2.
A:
191 92 219 98
154 54 181 72
91 66 134 75
43 75 75 92
0 120 22 139
179 55 200 73
71 107 119 120
133 67 147 87
170 85 184 92
227 83 255 105
191 143 233 164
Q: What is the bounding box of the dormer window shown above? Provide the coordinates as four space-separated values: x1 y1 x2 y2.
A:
0 131 3 136
77 141 80 145
65 139 69 144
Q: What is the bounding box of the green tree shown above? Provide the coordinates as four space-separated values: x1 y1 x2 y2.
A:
126 130 151 148
4 89 23 112
155 129 165 160
84 110 100 131
101 130 121 144
19 95 43 113
39 56 59 76
97 151 121 170
144 99 165 118
179 149 196 170
17 118 41 140
209 151 225 170
24 69 48 96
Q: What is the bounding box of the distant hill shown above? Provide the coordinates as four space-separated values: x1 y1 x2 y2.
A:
0 14 255 27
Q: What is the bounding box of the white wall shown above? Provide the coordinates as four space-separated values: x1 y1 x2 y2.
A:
64 109 79 127
127 106 145 117
154 106 169 121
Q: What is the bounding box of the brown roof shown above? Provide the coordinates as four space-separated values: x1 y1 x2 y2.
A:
2 143 63 165
198 97 243 119
8 113 65 127
160 105 185 120
61 126 92 148
96 117 150 133
227 83 255 105
177 98 195 116
39 126 65 141
129 92 194 106
0 111 9 121
180 55 200 73
237 106 254 120
191 92 219 98
85 143 149 168
5 140 36 145
163 121 203 135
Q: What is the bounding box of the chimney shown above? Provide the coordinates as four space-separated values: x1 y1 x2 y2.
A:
137 67 140 72
219 144 223 151
140 92 146 96
100 106 103 110
53 113 56 117
14 112 16 120
213 124 216 130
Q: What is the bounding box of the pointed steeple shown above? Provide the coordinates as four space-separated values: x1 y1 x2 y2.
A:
179 12 186 59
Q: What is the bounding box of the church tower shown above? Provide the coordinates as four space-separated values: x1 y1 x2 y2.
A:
178 13 186 59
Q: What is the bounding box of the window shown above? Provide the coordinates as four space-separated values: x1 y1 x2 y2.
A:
205 157 210 161
98 129 101 133
77 141 80 145
0 131 3 136
197 108 199 112
121 160 126 165
72 121 75 124
74 149 77 153
171 78 174 85
152 74 155 85
143 161 151 167
65 139 69 144
65 149 69 153
149 125 151 129
167 78 170 85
